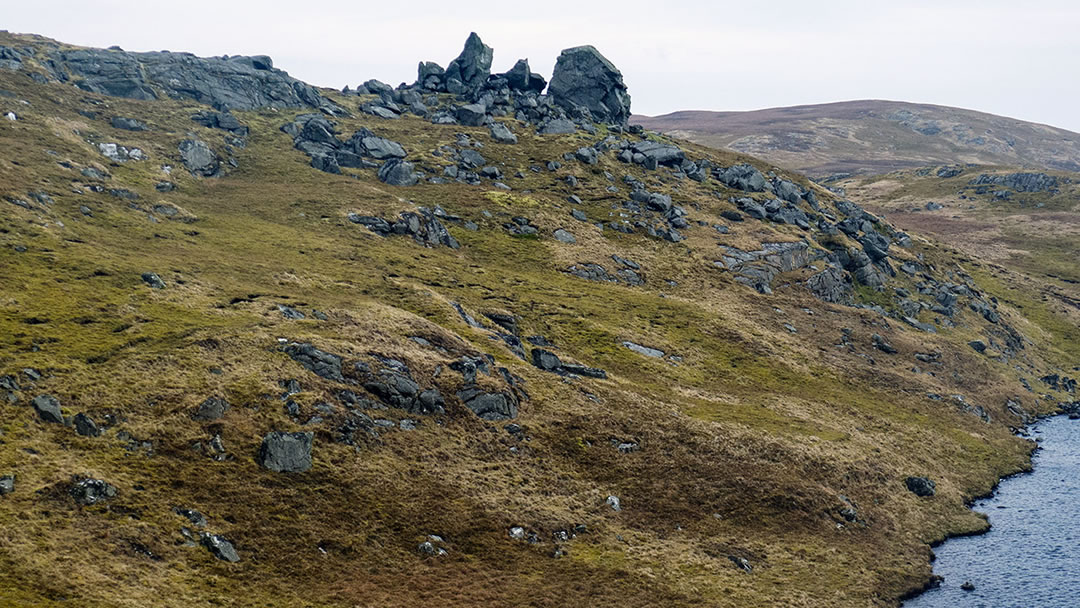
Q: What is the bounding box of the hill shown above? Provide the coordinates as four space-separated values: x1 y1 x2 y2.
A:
1 32 1078 607
632 100 1080 178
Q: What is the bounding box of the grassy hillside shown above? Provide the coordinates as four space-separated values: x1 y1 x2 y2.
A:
1 33 1077 607
633 101 1080 178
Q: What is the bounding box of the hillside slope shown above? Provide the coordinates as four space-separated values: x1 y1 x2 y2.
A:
632 101 1080 178
1 32 1078 607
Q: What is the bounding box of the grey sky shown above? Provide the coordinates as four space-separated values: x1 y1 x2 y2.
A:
7 0 1080 132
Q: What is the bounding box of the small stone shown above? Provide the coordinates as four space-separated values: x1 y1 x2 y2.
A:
32 394 64 424
141 272 166 289
201 533 240 562
905 476 936 497
606 495 621 511
0 475 14 496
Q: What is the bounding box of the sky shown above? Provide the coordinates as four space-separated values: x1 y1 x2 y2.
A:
6 0 1080 132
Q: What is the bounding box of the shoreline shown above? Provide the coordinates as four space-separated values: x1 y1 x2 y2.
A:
895 410 1069 605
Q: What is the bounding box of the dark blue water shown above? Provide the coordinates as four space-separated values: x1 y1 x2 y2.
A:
904 416 1080 607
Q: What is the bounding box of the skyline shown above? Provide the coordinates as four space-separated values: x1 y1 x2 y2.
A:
4 0 1080 132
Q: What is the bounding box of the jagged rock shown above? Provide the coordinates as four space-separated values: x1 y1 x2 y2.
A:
378 159 418 186
284 342 344 382
417 61 445 90
178 139 220 177
500 59 546 93
70 477 117 505
258 431 313 473
193 396 230 421
31 394 63 424
110 116 147 131
73 413 100 437
905 476 936 497
444 33 493 92
200 533 240 562
489 122 517 144
549 45 631 125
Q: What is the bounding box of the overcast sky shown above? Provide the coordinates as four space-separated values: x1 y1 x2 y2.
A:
7 0 1080 131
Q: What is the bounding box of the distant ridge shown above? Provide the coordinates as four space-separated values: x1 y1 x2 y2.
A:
633 100 1080 177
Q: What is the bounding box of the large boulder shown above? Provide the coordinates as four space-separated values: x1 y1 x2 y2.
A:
378 159 418 186
444 32 493 92
258 431 313 473
549 46 631 125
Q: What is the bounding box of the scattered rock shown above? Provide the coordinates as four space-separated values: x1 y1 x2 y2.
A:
378 159 418 186
31 394 64 424
284 342 344 382
489 122 517 144
178 139 220 177
70 477 117 505
201 533 240 562
553 228 577 244
622 341 664 358
258 431 313 473
73 413 100 437
193 396 230 421
141 272 166 289
606 495 621 511
110 116 147 131
0 475 13 496
968 340 988 353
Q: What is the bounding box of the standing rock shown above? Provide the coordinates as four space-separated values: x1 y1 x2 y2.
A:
32 394 64 424
258 431 313 473
178 139 220 177
444 32 493 92
549 45 631 126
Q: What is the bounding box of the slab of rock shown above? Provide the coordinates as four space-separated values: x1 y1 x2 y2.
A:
110 116 147 131
284 342 344 382
258 431 313 473
622 341 664 358
32 394 64 424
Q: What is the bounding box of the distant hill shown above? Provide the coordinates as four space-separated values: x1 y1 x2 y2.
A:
633 100 1080 178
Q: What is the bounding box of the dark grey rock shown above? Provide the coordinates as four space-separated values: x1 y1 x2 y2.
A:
457 387 518 421
178 139 220 177
378 159 418 186
70 477 117 505
905 476 936 497
0 475 13 496
193 396 230 421
276 304 306 320
969 340 988 353
553 228 577 244
201 533 240 562
531 349 562 371
715 164 767 192
73 413 100 437
539 119 577 135
444 33 493 91
32 394 64 424
872 334 897 354
258 431 313 473
500 59 546 92
549 45 631 125
141 272 166 289
284 342 344 382
489 122 517 144
455 103 488 127
110 116 147 131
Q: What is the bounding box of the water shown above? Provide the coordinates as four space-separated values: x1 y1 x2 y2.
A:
904 416 1080 607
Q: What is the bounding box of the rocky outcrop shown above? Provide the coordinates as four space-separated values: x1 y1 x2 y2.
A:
969 172 1058 193
179 139 220 177
444 33 493 93
549 45 631 126
54 47 343 114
